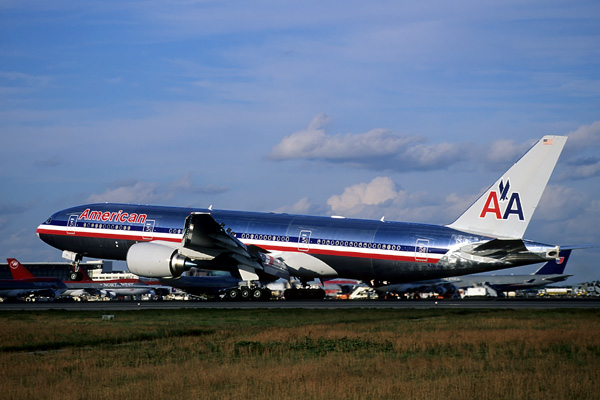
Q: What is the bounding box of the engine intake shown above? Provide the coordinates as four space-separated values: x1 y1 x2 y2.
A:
126 242 192 278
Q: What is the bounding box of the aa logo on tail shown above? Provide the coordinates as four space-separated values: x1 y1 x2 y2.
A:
479 179 524 221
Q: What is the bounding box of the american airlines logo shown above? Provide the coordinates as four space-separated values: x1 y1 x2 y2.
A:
479 179 524 221
78 208 148 224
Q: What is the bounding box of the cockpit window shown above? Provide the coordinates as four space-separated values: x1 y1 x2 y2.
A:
45 217 52 224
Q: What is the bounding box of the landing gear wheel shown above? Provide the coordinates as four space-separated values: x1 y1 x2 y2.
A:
240 287 250 301
226 288 240 301
70 271 84 281
251 288 265 301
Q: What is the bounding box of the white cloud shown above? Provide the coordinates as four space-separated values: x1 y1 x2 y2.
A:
325 176 460 223
170 173 229 195
528 184 600 245
567 121 600 150
557 121 600 180
274 197 315 214
486 138 535 165
86 181 168 204
328 177 398 214
270 114 464 171
564 159 600 180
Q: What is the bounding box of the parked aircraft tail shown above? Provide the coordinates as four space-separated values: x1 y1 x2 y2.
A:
534 249 572 275
447 135 567 239
7 258 36 280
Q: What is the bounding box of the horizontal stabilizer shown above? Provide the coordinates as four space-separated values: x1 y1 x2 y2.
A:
471 239 528 258
456 238 557 265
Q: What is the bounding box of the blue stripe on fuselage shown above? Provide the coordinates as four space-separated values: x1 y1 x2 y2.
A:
37 203 488 280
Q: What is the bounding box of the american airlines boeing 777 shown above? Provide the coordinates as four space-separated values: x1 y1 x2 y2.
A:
37 136 572 296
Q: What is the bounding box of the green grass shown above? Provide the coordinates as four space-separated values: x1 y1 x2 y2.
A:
1 308 599 399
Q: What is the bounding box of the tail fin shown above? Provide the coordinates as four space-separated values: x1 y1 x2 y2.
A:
534 249 572 275
7 258 36 280
447 135 567 238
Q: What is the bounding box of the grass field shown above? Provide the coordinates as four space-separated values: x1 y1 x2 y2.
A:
1 308 599 399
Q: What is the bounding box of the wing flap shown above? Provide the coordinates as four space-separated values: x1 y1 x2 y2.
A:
179 212 289 281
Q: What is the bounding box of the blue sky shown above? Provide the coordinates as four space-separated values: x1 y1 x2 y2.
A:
1 1 599 283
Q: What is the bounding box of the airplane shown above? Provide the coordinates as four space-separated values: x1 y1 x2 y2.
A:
159 273 276 301
377 249 573 298
8 258 156 299
61 267 157 299
36 135 574 297
0 258 67 301
449 248 573 293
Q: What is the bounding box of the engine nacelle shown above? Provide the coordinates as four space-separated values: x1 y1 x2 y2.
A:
126 242 192 278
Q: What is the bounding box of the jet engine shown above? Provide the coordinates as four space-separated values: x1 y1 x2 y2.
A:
126 241 192 278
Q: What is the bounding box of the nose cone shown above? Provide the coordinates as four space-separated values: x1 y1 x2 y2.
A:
36 210 63 248
36 216 52 236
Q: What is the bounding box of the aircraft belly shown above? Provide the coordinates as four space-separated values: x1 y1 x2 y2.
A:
369 258 521 283
313 254 373 280
39 234 131 260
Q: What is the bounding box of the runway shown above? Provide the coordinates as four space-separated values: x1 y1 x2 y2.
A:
1 298 599 311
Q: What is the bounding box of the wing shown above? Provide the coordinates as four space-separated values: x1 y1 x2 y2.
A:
179 212 290 281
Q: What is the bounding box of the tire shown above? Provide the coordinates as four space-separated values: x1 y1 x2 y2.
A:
70 271 83 281
226 288 240 301
240 288 251 301
250 288 262 300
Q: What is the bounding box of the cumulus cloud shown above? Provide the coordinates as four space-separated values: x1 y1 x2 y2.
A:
170 173 229 194
270 118 600 177
485 138 535 166
269 114 465 171
328 177 398 214
87 181 167 204
86 175 230 205
561 157 600 180
557 121 600 180
325 176 461 223
567 121 600 150
274 197 323 215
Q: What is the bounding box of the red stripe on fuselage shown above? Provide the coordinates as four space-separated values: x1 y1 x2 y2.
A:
254 242 440 263
37 227 441 264
36 227 180 243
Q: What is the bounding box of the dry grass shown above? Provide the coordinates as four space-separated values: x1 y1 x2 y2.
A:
1 308 598 399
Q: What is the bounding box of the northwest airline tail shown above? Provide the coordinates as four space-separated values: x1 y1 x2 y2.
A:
7 258 36 280
448 135 567 239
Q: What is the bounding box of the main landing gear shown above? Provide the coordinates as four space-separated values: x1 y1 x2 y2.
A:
219 286 272 301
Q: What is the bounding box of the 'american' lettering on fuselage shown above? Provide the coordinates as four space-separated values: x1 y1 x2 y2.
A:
78 208 148 224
